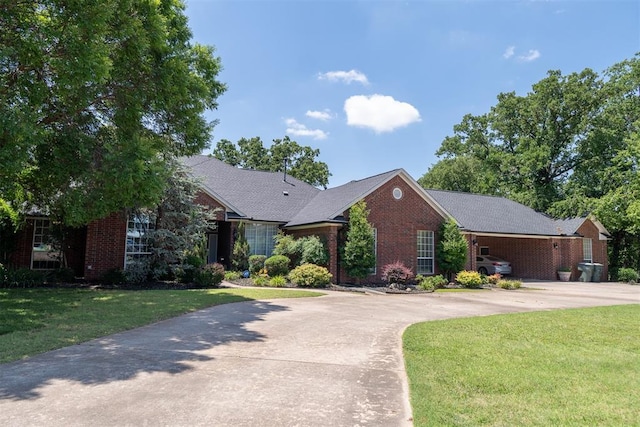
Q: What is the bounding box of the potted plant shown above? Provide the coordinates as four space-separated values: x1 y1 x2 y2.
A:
557 267 571 282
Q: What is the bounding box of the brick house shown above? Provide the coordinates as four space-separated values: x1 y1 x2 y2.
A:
6 155 609 282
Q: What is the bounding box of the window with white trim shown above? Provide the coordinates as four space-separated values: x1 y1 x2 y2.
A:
417 230 434 275
31 218 61 270
245 223 278 256
582 238 593 262
125 213 155 268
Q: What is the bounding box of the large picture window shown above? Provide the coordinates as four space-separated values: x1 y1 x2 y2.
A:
417 230 434 275
245 223 278 256
31 218 61 270
125 213 155 268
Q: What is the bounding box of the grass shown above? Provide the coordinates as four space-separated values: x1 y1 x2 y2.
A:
404 305 640 426
0 287 323 363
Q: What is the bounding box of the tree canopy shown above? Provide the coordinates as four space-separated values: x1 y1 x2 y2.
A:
212 136 331 188
0 0 226 226
420 54 640 275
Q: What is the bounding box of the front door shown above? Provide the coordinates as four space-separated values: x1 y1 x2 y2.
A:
208 233 218 264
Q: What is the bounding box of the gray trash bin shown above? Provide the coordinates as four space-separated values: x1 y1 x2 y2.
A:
577 262 594 282
591 263 604 282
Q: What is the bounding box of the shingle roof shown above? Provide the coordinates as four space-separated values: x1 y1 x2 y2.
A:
425 189 563 236
182 155 598 236
182 155 320 223
286 170 402 226
553 217 587 236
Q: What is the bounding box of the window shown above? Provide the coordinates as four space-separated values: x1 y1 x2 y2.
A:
245 223 278 256
417 230 434 275
125 213 155 268
31 218 61 270
583 238 593 262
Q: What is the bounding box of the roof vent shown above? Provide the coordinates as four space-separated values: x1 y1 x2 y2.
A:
283 191 289 196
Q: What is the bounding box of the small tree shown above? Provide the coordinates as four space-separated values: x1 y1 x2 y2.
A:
437 218 468 280
342 200 376 281
146 158 216 278
232 222 250 271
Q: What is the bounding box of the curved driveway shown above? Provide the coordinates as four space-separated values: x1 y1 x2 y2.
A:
1 282 638 426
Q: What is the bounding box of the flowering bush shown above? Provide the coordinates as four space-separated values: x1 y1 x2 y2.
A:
486 273 502 285
381 261 414 284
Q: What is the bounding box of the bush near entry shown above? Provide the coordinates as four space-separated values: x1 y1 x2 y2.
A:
288 264 332 288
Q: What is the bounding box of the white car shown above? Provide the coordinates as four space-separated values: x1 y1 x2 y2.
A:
476 255 512 275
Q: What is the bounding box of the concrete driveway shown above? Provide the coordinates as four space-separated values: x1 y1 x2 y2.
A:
1 282 638 426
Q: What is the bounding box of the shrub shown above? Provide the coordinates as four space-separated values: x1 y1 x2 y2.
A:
268 275 287 287
253 275 269 286
437 218 468 280
416 274 447 291
264 255 290 277
101 268 126 285
617 267 639 283
381 261 414 284
124 260 151 285
486 273 502 285
299 236 328 266
48 267 75 283
272 232 300 267
289 264 332 287
224 270 241 281
0 267 45 288
248 255 267 274
232 222 250 271
498 279 522 290
455 270 484 288
195 263 225 287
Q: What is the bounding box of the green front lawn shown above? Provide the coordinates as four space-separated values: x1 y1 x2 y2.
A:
404 305 640 426
0 287 323 363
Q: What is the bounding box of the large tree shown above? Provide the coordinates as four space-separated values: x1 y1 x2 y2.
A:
421 54 640 276
213 136 331 188
0 0 226 226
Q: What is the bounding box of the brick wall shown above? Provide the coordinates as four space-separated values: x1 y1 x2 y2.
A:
474 236 557 280
7 220 34 268
288 225 341 283
339 176 445 284
194 192 226 221
577 220 609 280
84 211 127 280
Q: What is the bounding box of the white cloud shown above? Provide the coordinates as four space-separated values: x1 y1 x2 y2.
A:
343 94 421 133
318 70 369 85
305 109 333 121
518 49 541 62
503 45 515 59
285 118 328 140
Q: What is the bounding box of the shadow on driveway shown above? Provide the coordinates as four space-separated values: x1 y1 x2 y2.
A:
0 299 288 401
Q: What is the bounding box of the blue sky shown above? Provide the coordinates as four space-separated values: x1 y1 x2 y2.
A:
184 0 639 187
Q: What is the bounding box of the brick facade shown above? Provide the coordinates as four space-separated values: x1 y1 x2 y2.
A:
288 225 341 283
84 211 127 280
4 180 610 283
336 176 445 284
